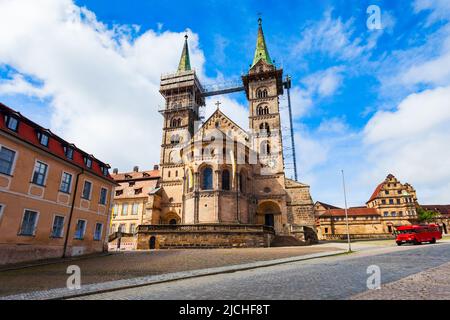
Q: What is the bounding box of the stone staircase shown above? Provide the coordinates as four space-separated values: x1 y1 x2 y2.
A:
270 235 305 247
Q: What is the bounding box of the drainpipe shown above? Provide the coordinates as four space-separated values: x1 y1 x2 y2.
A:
63 169 84 258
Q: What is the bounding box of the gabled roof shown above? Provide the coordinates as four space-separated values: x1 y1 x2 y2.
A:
196 108 249 141
320 207 379 218
177 35 191 73
251 18 273 68
112 169 160 182
315 201 342 210
367 182 385 204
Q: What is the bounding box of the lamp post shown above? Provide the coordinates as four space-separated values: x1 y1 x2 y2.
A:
341 170 352 252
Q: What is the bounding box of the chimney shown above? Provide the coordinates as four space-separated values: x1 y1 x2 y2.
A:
113 168 118 174
133 166 139 172
153 165 159 170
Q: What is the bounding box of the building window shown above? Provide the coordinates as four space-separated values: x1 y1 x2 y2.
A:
222 169 230 191
134 187 142 195
99 187 108 205
396 199 401 204
84 156 92 168
391 212 397 217
118 224 125 233
112 204 118 218
170 134 181 145
389 199 394 204
59 172 72 194
115 189 123 196
129 223 136 233
383 212 389 217
122 203 128 216
37 132 49 147
132 203 139 215
385 190 389 195
260 140 270 156
20 210 39 236
74 220 87 240
101 166 108 176
239 172 246 193
51 216 65 238
110 224 116 234
94 223 103 241
32 161 48 186
5 115 19 131
82 181 92 200
381 199 386 205
259 122 271 135
201 167 213 190
0 146 16 175
0 204 4 221
64 146 74 160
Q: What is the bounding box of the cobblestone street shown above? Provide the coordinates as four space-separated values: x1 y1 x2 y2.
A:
75 242 450 300
0 246 337 297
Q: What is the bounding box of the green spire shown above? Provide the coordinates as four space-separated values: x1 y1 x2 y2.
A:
177 34 191 73
251 18 273 68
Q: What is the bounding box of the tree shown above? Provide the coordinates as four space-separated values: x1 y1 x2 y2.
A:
417 207 439 222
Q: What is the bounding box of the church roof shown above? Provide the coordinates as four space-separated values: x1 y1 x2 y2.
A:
199 108 249 140
177 35 191 73
251 18 273 68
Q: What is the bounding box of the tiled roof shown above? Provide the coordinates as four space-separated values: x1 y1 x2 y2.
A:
367 182 385 203
0 102 114 182
111 169 160 182
315 201 342 210
320 207 379 218
421 205 450 216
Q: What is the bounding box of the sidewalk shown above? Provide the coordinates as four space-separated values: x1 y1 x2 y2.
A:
0 246 341 298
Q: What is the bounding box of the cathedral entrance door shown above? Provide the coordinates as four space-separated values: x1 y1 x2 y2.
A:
149 236 156 249
265 214 275 228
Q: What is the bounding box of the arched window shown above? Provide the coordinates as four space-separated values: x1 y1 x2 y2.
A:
186 169 194 192
260 140 270 156
239 171 246 193
264 106 269 114
259 122 270 135
201 167 213 190
257 106 263 115
262 89 268 97
222 169 230 191
169 219 177 225
170 134 180 144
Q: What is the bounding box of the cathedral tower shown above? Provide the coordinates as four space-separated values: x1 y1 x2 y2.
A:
242 18 285 175
158 35 205 224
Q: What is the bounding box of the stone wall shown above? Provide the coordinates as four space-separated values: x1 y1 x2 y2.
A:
136 224 275 249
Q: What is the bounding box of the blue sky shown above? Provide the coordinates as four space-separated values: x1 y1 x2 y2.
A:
1 0 450 206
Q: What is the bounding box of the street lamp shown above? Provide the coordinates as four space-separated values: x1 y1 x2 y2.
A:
341 170 352 252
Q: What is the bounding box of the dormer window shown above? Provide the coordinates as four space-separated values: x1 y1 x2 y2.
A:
101 166 109 176
84 156 92 168
5 115 19 131
37 131 49 147
64 145 74 160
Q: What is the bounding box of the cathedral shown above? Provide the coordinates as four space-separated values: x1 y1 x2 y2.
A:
126 19 317 249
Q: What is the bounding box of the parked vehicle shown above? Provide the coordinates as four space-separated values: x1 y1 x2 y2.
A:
395 224 442 246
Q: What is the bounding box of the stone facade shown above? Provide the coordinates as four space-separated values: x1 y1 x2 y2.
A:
136 224 275 249
125 20 317 248
316 174 420 240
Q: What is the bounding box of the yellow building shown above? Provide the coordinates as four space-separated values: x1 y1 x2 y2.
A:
316 174 420 240
0 103 116 265
109 166 161 235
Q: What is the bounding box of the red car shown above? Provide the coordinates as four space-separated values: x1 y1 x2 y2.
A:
395 224 442 246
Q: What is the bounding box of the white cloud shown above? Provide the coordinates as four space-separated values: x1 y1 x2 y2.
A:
0 0 206 172
0 74 48 98
364 86 450 203
414 0 450 25
293 9 379 62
